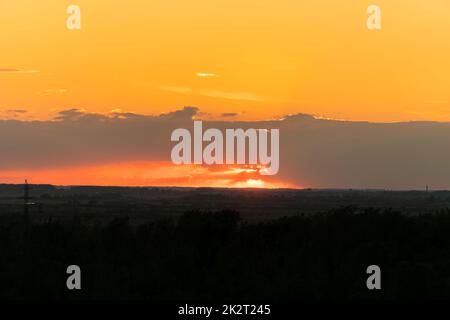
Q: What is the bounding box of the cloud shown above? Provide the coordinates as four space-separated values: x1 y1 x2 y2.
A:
0 68 39 74
5 109 27 114
55 108 87 121
1 107 450 189
221 112 239 118
0 109 30 120
159 106 199 119
0 68 19 72
108 109 144 120
196 72 218 78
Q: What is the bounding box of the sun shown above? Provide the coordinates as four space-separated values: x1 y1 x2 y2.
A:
245 179 265 188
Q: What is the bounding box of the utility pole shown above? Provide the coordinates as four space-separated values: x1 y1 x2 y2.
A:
24 179 29 215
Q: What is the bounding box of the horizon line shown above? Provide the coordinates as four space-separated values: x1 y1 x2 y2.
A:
0 182 439 192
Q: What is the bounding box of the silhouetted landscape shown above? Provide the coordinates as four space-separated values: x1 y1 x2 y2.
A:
1 184 450 299
1 184 449 223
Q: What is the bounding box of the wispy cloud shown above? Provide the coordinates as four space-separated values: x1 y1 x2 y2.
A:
196 72 218 78
5 109 27 114
0 108 33 120
221 112 239 118
0 68 39 74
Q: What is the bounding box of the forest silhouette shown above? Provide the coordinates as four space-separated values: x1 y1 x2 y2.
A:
1 206 450 299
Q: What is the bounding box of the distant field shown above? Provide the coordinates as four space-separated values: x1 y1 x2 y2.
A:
1 184 449 224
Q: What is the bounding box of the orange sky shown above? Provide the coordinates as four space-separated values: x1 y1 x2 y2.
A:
1 0 450 121
1 1 450 188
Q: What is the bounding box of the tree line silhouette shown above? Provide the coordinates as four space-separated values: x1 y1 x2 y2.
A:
1 207 450 299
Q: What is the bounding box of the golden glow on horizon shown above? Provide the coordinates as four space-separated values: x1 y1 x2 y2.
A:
0 162 295 189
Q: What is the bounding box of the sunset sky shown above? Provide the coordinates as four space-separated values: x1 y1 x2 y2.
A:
1 1 450 188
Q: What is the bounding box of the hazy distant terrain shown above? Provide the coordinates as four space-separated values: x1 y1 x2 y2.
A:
1 184 449 224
